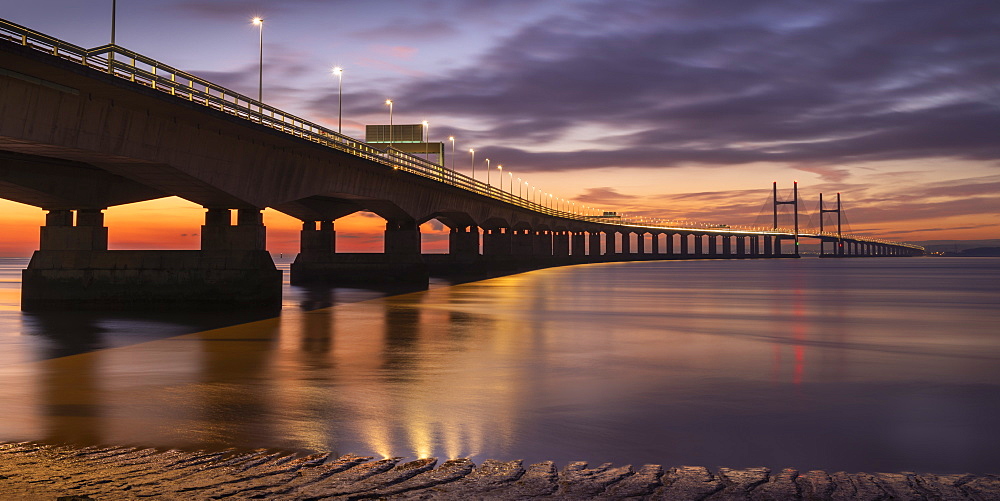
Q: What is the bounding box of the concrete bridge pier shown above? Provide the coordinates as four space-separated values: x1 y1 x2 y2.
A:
735 236 746 257
651 232 660 256
481 227 524 274
553 231 570 258
722 235 732 256
665 233 674 256
588 232 602 259
291 219 429 286
570 231 587 260
534 230 553 258
449 226 480 260
298 220 337 257
23 207 281 311
679 234 689 256
693 234 704 256
512 229 534 257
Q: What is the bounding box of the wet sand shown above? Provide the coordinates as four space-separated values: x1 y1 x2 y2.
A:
2 442 998 500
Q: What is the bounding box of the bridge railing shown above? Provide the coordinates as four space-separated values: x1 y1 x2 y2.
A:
0 18 922 250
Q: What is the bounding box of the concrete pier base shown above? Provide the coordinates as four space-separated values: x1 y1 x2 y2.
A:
21 250 281 311
290 253 429 286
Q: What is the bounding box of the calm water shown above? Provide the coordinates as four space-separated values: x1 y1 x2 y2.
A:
1 256 998 474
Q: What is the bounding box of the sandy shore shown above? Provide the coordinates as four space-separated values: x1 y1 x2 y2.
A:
2 442 998 500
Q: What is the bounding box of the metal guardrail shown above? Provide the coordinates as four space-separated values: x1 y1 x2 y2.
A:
0 18 922 251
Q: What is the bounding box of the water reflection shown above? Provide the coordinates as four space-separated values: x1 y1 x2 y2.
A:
0 258 998 474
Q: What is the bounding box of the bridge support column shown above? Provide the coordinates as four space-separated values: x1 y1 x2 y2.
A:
570 231 586 257
693 234 703 256
385 221 421 255
665 233 674 256
292 219 428 286
707 235 717 256
722 235 732 256
622 232 632 256
651 233 660 256
605 231 616 256
201 207 267 251
534 231 553 257
25 207 281 311
680 234 689 256
483 228 512 256
588 232 602 258
512 229 534 257
39 208 109 251
763 236 773 256
299 221 336 257
736 236 746 257
553 231 570 257
449 225 480 258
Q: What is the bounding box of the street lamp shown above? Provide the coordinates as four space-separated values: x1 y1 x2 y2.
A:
385 99 393 149
485 159 491 189
469 149 475 179
110 0 118 72
332 67 343 133
252 17 264 103
517 178 522 198
421 120 429 160
497 165 503 193
448 136 455 172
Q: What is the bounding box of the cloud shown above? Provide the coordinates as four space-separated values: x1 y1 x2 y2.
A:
359 0 1000 175
350 20 458 41
576 187 639 204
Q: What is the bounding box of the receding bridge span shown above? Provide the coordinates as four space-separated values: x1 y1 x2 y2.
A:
0 19 922 310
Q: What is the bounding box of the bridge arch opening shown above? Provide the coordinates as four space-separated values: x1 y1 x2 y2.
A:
102 197 204 250
324 211 387 253
418 219 450 254
0 199 44 257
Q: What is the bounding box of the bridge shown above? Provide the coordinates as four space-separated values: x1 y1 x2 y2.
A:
0 18 923 310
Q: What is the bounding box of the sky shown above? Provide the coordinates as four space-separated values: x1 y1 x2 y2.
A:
2 0 998 255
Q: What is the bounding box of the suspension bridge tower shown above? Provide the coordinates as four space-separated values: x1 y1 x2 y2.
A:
773 181 799 257
819 192 843 256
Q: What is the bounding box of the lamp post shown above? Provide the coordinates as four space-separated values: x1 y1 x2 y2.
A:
385 99 393 149
332 67 343 133
421 120 429 160
497 165 503 193
485 159 491 190
448 136 455 172
508 172 513 194
109 0 117 72
252 17 264 103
